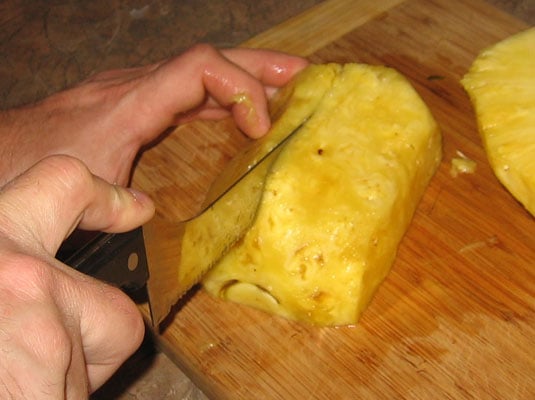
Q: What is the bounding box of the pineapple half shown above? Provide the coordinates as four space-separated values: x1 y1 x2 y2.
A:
461 27 535 216
202 63 442 326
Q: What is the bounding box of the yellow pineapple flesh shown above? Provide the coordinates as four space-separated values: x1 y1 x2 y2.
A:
202 63 442 326
178 65 339 293
462 27 535 216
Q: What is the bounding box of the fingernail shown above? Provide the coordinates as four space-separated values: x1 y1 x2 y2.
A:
127 187 152 206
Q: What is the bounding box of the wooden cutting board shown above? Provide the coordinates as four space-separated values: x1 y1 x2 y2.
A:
131 0 534 398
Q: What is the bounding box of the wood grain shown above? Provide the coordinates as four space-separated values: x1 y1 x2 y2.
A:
242 0 406 55
132 0 534 398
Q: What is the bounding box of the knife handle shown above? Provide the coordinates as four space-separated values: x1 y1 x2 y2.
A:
58 227 149 293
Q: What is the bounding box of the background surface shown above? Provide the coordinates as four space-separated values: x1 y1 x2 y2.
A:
1 1 533 399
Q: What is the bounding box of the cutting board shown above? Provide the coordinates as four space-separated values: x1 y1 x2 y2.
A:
131 0 535 398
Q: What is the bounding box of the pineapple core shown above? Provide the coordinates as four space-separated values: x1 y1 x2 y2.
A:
462 27 535 216
203 63 442 326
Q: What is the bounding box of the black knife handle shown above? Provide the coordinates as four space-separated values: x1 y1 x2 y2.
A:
58 227 149 293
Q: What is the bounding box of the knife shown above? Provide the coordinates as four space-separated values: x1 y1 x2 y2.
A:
59 118 308 328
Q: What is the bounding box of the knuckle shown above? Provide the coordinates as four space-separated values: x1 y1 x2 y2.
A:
114 287 145 343
126 309 145 351
0 252 54 302
103 284 145 352
185 43 218 59
36 155 95 209
0 253 73 371
25 313 73 370
37 155 92 191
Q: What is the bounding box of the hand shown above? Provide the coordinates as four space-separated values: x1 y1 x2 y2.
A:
0 45 308 186
0 155 155 398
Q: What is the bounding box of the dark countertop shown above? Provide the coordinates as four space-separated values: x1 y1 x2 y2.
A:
1 1 533 399
0 0 323 109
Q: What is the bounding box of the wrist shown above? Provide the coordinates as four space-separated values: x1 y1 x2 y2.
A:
0 109 19 186
0 105 44 187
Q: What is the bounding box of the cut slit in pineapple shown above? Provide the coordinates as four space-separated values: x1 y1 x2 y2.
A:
202 63 442 326
462 27 535 216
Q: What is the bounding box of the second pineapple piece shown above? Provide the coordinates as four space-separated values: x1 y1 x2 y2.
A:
461 27 535 216
203 63 442 326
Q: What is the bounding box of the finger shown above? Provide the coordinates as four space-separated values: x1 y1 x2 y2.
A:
4 311 90 400
65 275 145 392
0 255 90 399
151 44 270 137
0 155 155 255
221 47 309 88
171 84 292 126
132 44 307 138
0 250 144 395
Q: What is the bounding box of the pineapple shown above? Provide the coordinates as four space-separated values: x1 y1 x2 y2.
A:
461 27 535 216
202 63 442 326
178 65 339 293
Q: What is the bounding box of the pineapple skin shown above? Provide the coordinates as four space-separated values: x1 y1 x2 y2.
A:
203 63 442 326
461 27 535 216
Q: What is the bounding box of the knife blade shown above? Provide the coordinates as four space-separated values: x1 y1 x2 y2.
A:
60 118 308 328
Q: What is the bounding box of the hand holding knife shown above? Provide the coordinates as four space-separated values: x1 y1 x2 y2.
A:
62 120 308 328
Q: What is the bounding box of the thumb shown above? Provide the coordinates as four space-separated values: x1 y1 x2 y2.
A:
0 155 155 256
